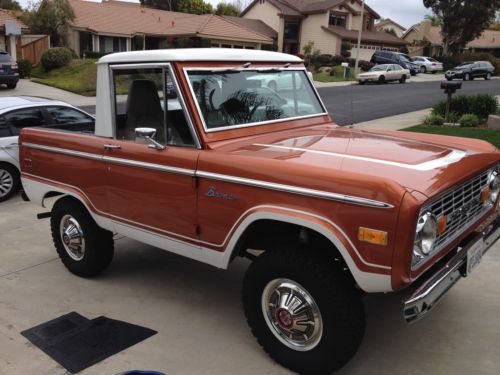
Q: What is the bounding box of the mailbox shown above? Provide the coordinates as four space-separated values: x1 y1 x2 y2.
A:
441 81 462 94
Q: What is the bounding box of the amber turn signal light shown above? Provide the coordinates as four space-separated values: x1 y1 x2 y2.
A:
437 215 448 235
358 227 388 246
480 187 491 203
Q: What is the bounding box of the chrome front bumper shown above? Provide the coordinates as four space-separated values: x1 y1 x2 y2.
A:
403 215 500 323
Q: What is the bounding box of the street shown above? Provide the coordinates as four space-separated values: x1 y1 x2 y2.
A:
317 79 500 125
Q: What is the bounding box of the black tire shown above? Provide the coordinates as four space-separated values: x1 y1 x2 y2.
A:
358 80 365 85
378 75 385 84
399 75 407 84
447 77 452 81
268 80 277 91
420 66 426 74
486 73 492 80
432 71 437 74
0 163 20 202
6 83 17 89
51 198 114 277
464 73 471 81
243 248 365 375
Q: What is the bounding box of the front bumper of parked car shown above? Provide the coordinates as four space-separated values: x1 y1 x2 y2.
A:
445 70 464 79
403 214 500 323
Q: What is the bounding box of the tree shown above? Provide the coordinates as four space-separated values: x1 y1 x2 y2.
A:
423 0 500 54
424 14 442 26
215 2 240 16
177 0 213 14
0 0 22 11
23 0 75 47
139 0 177 11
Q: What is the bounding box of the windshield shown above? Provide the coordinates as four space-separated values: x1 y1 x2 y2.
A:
370 65 388 71
186 69 325 131
398 54 411 63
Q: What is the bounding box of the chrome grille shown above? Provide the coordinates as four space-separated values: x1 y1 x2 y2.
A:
413 168 495 270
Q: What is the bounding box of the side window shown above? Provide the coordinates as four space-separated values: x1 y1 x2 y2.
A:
112 66 195 147
3 108 46 136
0 116 11 137
45 106 95 133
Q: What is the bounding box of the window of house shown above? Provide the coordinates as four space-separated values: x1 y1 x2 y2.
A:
112 66 195 147
329 12 347 27
284 22 300 40
99 36 128 54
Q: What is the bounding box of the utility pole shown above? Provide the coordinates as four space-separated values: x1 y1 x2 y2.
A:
354 0 365 76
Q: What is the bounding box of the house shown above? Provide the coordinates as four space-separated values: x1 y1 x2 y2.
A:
0 9 29 61
374 18 406 37
403 20 500 57
240 0 408 59
66 0 273 57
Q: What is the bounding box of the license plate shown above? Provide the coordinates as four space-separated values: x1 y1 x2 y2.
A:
466 239 485 276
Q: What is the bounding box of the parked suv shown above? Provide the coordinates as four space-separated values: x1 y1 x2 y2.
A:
446 61 495 81
370 51 420 75
0 52 19 89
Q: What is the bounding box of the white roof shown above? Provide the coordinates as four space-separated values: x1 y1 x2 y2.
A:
0 96 68 111
98 48 303 65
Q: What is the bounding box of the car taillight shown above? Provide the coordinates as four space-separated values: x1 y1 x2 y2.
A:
11 63 17 69
432 63 436 66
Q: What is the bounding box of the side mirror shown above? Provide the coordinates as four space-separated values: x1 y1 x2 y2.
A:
134 127 165 150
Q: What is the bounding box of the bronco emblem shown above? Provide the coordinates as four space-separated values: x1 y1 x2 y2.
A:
205 186 237 201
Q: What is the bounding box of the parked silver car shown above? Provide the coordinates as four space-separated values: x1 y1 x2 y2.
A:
0 96 94 201
411 56 444 74
357 64 410 84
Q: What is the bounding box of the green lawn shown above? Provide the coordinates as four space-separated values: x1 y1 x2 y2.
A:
403 125 500 148
31 59 98 96
313 66 358 82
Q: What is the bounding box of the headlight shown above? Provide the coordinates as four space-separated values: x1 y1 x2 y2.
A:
414 212 437 257
488 171 500 204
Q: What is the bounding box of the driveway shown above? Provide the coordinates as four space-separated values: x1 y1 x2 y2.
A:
0 79 95 107
1 194 500 374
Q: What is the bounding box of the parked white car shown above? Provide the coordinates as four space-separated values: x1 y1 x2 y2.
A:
0 97 94 201
411 56 444 74
357 64 410 84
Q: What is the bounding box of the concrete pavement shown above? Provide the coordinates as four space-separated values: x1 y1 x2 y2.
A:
1 194 500 375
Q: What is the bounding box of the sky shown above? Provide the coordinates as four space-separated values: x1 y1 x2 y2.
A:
16 0 431 29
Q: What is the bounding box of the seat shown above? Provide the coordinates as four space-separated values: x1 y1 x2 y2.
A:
124 79 164 141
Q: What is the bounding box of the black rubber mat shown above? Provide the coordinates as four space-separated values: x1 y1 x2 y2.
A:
21 312 157 373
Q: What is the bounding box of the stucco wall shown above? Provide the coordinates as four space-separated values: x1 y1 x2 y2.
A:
300 13 338 55
243 1 280 32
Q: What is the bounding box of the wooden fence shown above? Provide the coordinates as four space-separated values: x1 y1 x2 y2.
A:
17 35 50 65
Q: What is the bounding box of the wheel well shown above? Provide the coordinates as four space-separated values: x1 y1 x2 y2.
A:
233 219 351 274
45 192 81 211
0 161 20 176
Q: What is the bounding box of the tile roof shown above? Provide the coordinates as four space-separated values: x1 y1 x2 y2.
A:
322 26 409 46
69 0 272 43
375 18 406 31
222 16 278 39
0 9 28 31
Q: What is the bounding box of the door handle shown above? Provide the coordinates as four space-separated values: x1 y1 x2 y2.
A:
104 144 121 150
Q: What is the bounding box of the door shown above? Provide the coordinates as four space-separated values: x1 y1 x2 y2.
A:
104 64 200 241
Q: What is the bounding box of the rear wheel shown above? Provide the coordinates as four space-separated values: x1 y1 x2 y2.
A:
243 248 365 375
51 198 114 277
6 83 17 89
399 75 407 84
420 66 426 74
0 164 20 202
378 75 386 84
464 73 471 81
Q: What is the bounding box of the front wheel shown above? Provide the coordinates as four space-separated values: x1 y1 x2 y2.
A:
243 249 365 375
464 73 471 81
400 75 407 84
378 75 386 84
486 73 492 80
0 164 20 202
420 66 426 74
51 198 114 277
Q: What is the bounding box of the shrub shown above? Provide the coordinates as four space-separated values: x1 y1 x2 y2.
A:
17 59 32 78
331 55 346 66
41 47 73 71
358 60 374 72
468 94 497 120
317 54 333 65
459 114 480 127
431 94 497 120
424 114 444 126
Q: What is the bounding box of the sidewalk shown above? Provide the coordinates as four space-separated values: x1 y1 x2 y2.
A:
353 108 431 131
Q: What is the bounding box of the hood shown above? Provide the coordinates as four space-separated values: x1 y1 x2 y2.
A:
204 125 498 203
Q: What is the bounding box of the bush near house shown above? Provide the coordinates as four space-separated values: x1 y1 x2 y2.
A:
458 114 480 127
431 94 497 121
17 60 33 78
423 113 444 126
40 47 73 71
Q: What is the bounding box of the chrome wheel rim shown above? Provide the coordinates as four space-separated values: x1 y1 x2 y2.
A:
59 215 85 261
261 278 323 351
0 168 13 198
